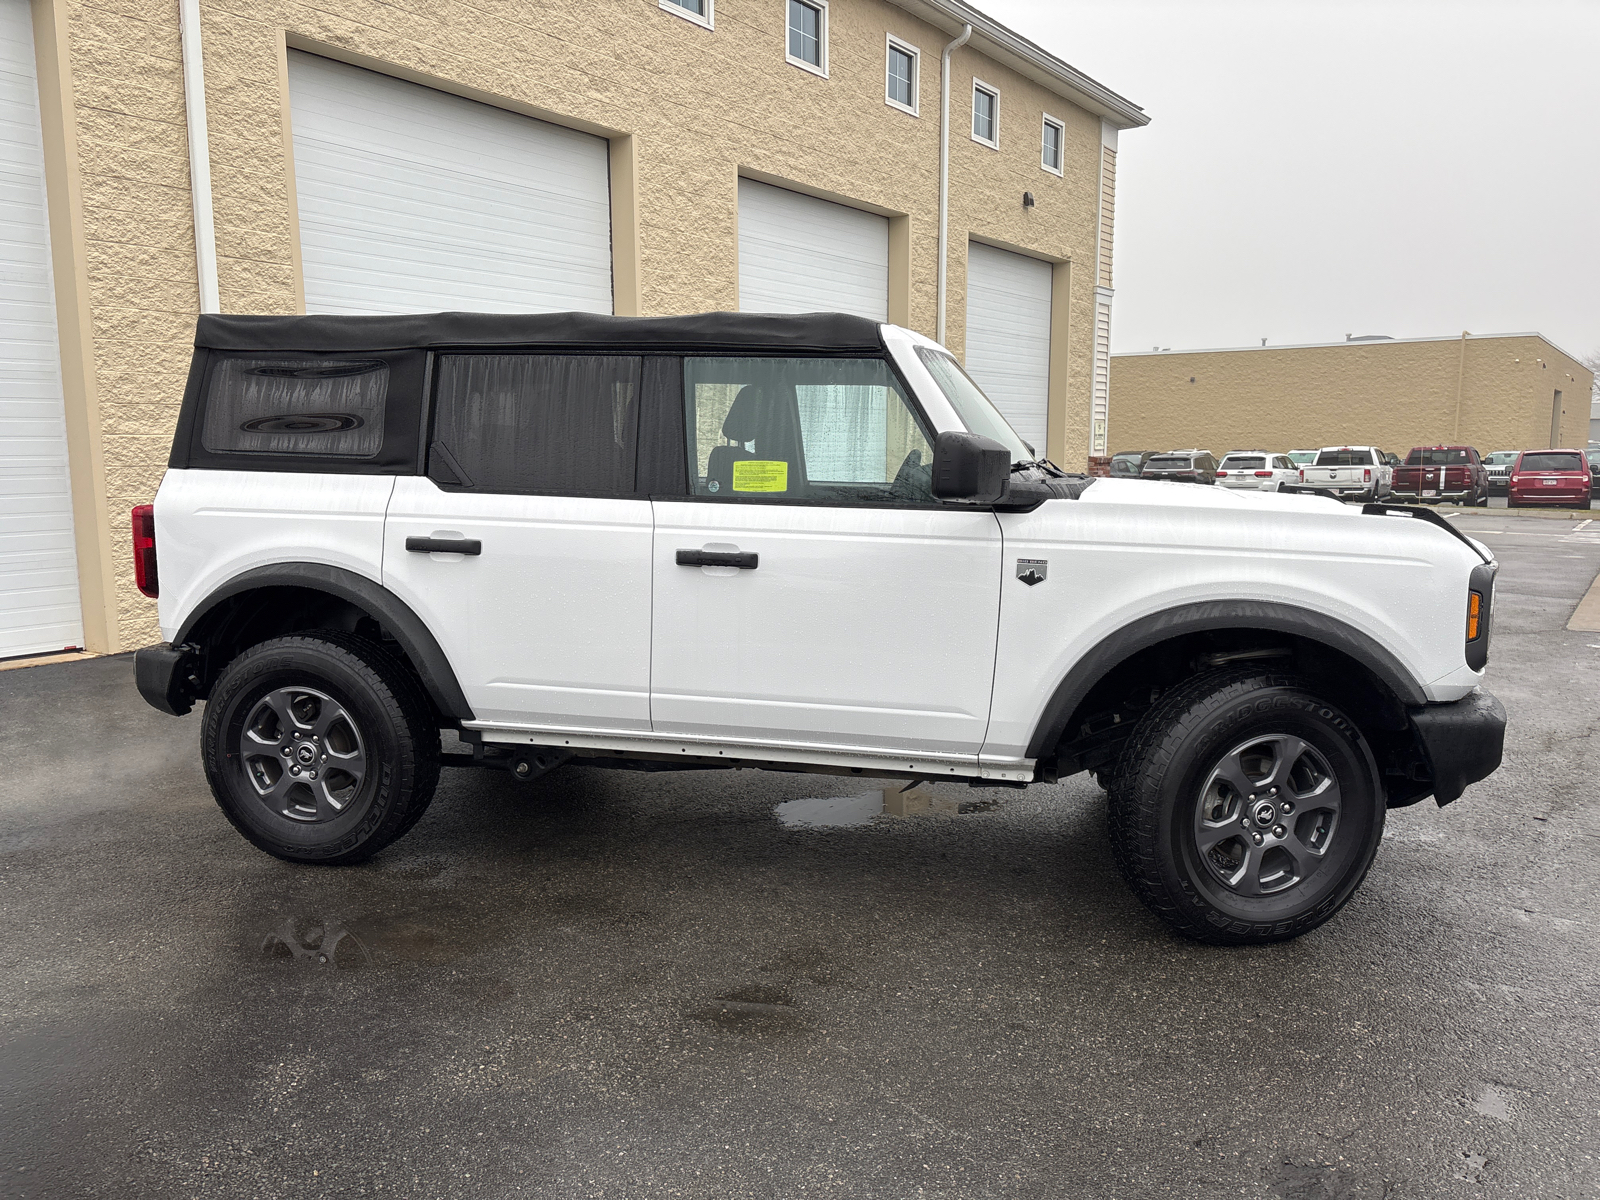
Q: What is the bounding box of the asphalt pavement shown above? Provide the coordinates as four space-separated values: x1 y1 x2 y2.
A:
3 510 1598 1199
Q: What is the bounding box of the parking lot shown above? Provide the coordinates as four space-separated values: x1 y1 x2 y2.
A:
3 509 1598 1199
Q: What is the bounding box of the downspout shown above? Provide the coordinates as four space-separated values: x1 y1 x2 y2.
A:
1452 330 1468 440
179 0 219 313
936 22 972 346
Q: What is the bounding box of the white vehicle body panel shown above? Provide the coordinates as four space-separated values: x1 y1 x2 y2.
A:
981 479 1485 764
384 476 653 731
649 500 1003 759
155 470 395 641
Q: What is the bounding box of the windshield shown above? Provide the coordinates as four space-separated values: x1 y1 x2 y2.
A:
1485 451 1518 465
914 348 1034 463
1220 456 1265 469
1315 449 1373 467
1110 454 1145 476
1288 451 1317 465
1518 452 1583 472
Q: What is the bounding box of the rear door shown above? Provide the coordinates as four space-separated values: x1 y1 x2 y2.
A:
383 353 653 731
650 354 1003 762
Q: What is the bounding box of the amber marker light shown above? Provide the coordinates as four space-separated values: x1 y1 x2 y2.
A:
1467 591 1482 641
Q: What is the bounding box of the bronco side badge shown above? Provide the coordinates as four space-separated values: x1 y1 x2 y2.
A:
1016 559 1048 586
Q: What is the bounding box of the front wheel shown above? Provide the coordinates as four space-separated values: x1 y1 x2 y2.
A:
202 632 441 864
1106 669 1385 945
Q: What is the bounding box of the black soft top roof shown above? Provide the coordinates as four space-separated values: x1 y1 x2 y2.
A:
194 311 886 354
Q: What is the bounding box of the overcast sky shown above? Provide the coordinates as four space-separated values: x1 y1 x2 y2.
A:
978 0 1599 362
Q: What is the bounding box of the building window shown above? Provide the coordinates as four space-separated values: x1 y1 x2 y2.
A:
787 0 827 76
885 36 918 115
1041 114 1064 175
971 80 999 148
660 0 713 29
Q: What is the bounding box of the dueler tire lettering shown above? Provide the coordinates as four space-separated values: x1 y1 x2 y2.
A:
201 630 440 865
1104 668 1385 946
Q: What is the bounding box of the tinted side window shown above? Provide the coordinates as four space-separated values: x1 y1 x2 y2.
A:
431 355 641 495
200 356 389 458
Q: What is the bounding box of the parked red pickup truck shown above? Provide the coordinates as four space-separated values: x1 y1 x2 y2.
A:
1390 445 1488 506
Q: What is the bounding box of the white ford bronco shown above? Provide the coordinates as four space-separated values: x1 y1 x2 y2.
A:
135 312 1505 945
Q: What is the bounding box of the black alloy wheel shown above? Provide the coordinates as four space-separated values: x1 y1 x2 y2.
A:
202 631 440 864
1106 668 1385 945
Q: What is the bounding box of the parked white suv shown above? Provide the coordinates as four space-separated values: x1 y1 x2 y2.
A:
134 313 1505 945
1217 451 1298 492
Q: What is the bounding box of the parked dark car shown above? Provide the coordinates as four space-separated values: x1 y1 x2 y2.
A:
1390 445 1488 506
1141 450 1218 484
1109 450 1160 479
1507 449 1592 509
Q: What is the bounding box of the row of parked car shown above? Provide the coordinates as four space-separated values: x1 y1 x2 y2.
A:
1109 445 1600 509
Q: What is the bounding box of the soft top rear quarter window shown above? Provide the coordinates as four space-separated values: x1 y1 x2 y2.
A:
201 356 389 458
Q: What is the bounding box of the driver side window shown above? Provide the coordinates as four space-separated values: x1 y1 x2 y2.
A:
684 357 935 503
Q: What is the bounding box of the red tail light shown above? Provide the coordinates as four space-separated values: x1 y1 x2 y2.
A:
131 504 158 598
1363 468 1372 482
1215 470 1229 477
1298 469 1305 481
1254 470 1272 477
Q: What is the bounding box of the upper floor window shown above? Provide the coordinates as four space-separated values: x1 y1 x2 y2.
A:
886 36 918 115
787 0 827 76
971 81 999 148
1041 114 1064 175
660 0 712 29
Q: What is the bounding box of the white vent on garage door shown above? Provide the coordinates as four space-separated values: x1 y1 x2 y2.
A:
964 241 1052 454
0 0 82 659
287 52 613 315
737 179 888 320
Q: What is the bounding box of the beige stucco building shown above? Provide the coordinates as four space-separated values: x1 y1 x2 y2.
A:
1109 334 1594 460
2 0 1144 659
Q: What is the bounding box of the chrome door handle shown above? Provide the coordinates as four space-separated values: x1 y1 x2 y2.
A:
676 549 757 569
406 536 481 556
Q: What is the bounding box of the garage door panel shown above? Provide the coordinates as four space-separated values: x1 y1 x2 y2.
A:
737 179 889 320
289 51 613 316
0 0 82 658
964 242 1052 454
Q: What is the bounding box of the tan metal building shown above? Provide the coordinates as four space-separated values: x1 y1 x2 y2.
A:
1109 333 1594 462
0 0 1145 659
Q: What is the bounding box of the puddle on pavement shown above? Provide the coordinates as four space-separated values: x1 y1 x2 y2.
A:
690 984 807 1036
774 791 884 828
260 918 372 968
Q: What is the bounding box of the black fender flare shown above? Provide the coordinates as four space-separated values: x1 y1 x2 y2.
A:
174 562 474 723
1025 599 1430 759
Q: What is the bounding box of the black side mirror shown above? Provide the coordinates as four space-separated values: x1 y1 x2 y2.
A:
931 431 1011 504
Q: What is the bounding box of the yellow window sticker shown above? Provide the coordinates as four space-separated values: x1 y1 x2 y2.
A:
731 460 788 492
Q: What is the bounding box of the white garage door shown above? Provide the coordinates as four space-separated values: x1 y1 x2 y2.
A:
964 241 1053 453
738 179 888 320
0 0 81 659
287 52 613 315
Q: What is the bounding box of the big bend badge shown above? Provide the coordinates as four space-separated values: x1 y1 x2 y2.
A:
1016 558 1048 586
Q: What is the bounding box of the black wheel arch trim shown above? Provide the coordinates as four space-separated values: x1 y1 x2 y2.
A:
173 562 474 723
1026 599 1430 760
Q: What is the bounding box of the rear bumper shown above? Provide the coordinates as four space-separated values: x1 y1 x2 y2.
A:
1510 492 1589 506
134 642 199 716
1390 489 1475 502
1407 689 1506 806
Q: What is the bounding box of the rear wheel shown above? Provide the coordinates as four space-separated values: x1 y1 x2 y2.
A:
202 632 441 864
1106 669 1385 945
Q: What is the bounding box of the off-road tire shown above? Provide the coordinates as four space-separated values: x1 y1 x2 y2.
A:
1105 668 1385 945
202 631 441 864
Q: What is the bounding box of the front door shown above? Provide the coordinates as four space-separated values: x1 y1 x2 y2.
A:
650 354 1003 762
384 353 653 731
